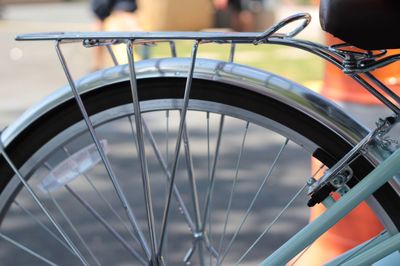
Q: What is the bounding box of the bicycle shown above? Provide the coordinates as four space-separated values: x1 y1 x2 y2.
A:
0 0 399 265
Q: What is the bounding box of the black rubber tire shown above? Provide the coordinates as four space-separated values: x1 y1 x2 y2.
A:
0 77 399 230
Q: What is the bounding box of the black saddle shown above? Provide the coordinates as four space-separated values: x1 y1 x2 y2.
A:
320 0 400 50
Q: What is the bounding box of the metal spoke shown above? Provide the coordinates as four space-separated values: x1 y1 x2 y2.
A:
219 138 289 264
82 171 143 244
240 162 325 265
165 110 170 166
0 232 58 266
48 192 101 266
181 114 226 264
334 231 385 265
106 45 119 66
290 245 312 265
206 112 211 187
229 43 236 63
126 40 158 262
127 116 161 259
64 185 147 265
0 143 88 265
183 124 201 229
182 121 205 265
169 41 177 57
239 163 325 265
201 115 225 232
158 40 200 257
200 114 225 265
13 200 74 255
134 114 207 262
287 164 325 266
313 163 326 177
164 110 170 261
62 147 140 245
141 117 196 232
55 41 151 260
206 112 213 266
217 121 249 259
236 183 307 264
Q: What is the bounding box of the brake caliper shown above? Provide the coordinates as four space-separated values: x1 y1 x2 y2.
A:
307 116 397 207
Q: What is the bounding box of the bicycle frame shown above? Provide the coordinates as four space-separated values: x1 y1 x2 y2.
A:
262 146 400 265
2 12 399 264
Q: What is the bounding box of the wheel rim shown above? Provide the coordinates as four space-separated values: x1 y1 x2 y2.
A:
0 99 376 265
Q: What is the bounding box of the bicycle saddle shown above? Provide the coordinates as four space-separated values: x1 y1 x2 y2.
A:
320 0 400 50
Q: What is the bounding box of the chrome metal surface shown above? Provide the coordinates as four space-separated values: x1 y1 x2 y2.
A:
16 31 261 42
219 138 289 264
106 45 118 66
237 182 308 265
0 232 57 266
365 72 400 107
254 13 311 43
15 13 310 44
4 11 398 264
142 121 196 233
351 74 400 114
0 98 319 264
55 42 151 260
158 41 200 256
261 146 400 266
126 40 158 263
229 43 236 63
216 121 249 260
310 130 375 194
13 200 74 254
15 28 348 74
169 41 177 57
181 121 206 264
0 142 88 265
0 58 369 151
14 11 400 114
47 190 101 266
64 186 147 265
201 115 225 233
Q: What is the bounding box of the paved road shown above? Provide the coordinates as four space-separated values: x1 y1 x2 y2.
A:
0 2 93 129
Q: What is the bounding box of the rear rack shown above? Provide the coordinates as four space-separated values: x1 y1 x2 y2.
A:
16 13 311 44
9 14 400 242
15 12 400 113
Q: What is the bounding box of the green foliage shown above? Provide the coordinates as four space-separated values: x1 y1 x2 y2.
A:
148 41 323 85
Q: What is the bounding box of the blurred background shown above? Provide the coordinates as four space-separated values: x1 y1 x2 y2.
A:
0 1 368 265
0 0 323 129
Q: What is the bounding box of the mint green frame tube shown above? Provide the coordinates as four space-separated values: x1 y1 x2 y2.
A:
260 147 400 266
325 231 390 265
341 233 400 266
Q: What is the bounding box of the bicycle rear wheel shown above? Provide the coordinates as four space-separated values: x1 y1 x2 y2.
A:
0 77 398 265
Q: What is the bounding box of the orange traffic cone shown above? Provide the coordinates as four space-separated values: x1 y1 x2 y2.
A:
321 35 400 105
293 33 400 265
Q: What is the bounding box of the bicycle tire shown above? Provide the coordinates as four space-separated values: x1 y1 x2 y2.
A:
0 77 398 265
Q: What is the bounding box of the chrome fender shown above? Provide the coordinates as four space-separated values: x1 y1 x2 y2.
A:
1 57 368 148
2 57 398 234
